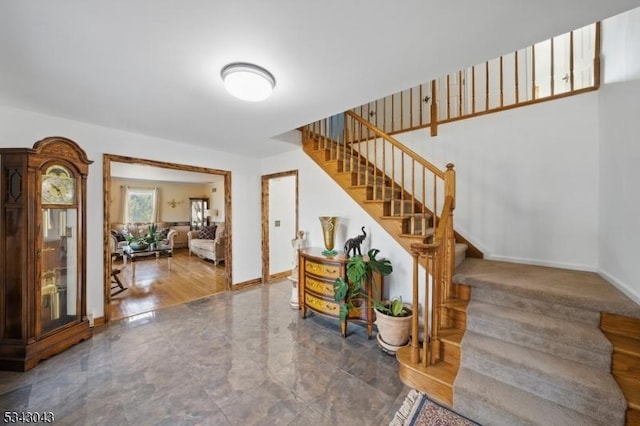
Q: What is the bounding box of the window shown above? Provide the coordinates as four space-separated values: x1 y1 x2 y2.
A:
123 187 158 223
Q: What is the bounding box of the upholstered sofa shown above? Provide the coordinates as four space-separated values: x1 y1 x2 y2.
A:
110 222 189 248
187 222 226 265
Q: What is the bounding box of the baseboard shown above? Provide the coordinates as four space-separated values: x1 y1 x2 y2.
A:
598 268 640 306
94 316 106 327
269 270 292 281
232 278 262 291
484 254 597 272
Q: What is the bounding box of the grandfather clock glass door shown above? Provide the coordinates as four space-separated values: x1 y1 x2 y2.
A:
39 165 80 335
40 207 78 334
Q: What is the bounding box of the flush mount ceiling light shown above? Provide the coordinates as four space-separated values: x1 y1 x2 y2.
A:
221 62 276 102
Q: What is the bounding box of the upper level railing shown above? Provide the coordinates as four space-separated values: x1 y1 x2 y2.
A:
351 22 600 136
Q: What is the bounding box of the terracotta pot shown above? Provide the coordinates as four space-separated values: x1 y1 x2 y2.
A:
375 307 413 347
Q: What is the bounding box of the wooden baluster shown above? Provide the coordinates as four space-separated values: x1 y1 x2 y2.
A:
458 70 463 117
551 37 555 96
410 87 414 129
515 50 520 103
500 56 504 107
391 93 396 133
400 152 406 216
472 66 476 114
391 147 396 215
446 74 451 120
400 90 404 131
433 176 438 232
419 84 424 127
532 44 536 100
594 22 601 87
411 250 420 364
430 80 438 137
424 249 434 367
422 169 426 236
485 61 490 111
569 31 575 91
411 159 416 233
382 138 386 205
431 247 441 365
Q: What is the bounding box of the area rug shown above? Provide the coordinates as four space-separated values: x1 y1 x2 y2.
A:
390 390 479 426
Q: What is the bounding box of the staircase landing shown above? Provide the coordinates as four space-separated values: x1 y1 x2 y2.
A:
454 258 640 318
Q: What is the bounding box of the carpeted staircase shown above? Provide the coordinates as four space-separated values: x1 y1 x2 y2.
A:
452 258 640 426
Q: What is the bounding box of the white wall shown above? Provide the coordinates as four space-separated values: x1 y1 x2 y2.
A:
261 150 418 303
395 93 601 271
598 7 640 304
0 104 263 318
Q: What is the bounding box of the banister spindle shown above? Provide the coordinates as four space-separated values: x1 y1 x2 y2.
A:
411 250 420 364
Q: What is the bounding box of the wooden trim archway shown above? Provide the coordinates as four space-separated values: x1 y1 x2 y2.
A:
102 154 232 323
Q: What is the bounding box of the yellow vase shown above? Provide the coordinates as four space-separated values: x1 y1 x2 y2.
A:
319 216 338 251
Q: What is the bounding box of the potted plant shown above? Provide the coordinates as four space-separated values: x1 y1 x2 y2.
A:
333 248 412 350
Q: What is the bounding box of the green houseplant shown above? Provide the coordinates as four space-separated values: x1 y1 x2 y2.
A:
333 248 412 349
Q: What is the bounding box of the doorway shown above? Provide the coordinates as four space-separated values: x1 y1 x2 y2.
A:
103 154 232 323
261 170 298 283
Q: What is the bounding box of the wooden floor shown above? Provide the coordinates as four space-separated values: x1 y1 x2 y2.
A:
109 248 227 321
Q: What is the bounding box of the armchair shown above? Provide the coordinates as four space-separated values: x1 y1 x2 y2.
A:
187 222 226 265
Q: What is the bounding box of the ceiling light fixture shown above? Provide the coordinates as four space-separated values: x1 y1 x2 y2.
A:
221 62 276 102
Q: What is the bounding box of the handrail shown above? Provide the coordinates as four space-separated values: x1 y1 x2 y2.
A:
303 112 453 236
346 111 445 179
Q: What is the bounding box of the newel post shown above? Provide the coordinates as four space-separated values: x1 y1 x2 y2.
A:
444 163 455 209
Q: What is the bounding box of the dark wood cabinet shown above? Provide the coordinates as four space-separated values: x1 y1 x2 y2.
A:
0 137 92 371
298 247 383 338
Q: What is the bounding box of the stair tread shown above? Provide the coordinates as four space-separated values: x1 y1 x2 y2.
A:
455 367 613 426
438 329 464 345
605 332 640 357
462 330 625 402
616 376 640 410
396 347 457 386
469 300 612 353
441 299 468 311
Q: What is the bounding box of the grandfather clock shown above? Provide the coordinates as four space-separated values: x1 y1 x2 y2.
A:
0 137 93 371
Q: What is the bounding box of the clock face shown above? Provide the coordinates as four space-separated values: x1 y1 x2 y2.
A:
42 175 75 204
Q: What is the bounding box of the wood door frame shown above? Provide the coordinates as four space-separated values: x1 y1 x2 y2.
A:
103 154 232 323
261 170 299 284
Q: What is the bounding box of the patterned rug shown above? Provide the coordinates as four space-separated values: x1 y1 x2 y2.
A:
390 390 479 425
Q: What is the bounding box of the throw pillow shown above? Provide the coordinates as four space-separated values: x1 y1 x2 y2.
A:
198 225 217 240
111 230 126 242
111 229 124 242
158 227 170 239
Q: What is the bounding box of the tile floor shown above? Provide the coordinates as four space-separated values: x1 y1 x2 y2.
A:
0 280 410 425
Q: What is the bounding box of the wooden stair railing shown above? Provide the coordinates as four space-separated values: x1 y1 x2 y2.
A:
302 113 470 406
303 111 449 238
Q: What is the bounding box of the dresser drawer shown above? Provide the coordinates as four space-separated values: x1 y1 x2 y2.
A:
304 275 334 297
305 293 340 317
304 260 340 279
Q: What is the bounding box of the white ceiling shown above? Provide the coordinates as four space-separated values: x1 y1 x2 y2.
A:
1 1 639 158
